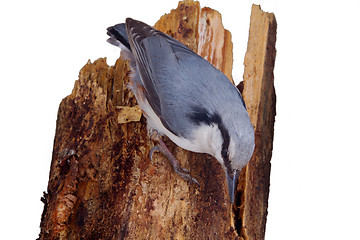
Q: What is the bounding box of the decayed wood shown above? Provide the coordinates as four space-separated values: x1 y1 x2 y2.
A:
39 1 276 240
236 5 277 240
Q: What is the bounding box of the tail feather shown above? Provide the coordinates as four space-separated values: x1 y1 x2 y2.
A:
106 23 130 49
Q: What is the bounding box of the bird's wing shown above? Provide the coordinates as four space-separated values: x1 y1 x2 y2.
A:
126 18 244 138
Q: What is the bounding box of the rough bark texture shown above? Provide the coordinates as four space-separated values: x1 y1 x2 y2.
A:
236 5 277 240
39 1 276 240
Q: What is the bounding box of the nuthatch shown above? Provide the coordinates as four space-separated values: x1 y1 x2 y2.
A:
107 18 255 203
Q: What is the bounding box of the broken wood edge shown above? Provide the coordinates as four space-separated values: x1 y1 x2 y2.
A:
116 105 142 123
236 4 277 240
39 1 276 239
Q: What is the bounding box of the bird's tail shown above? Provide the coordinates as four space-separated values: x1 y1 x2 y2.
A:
107 23 130 50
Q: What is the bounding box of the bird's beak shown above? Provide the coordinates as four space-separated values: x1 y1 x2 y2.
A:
226 170 238 204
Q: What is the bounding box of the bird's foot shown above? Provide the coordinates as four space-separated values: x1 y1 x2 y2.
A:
150 138 199 186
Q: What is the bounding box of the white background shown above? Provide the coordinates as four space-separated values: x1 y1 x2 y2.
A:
1 0 359 239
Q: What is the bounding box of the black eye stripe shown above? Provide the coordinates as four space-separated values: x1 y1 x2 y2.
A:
221 147 228 160
188 106 232 173
218 120 232 174
187 106 221 126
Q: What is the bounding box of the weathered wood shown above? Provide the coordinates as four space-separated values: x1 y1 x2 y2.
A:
236 5 277 240
39 1 276 240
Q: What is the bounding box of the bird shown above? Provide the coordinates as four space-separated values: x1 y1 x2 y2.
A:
107 18 255 203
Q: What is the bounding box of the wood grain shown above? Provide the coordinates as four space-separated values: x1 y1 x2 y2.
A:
237 5 277 240
39 2 276 239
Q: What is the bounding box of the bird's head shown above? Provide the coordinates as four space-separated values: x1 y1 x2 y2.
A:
208 110 255 204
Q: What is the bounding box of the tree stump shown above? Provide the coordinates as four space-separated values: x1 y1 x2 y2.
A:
39 1 276 239
237 5 277 240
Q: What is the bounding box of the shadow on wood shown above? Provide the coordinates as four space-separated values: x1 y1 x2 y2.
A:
39 1 276 239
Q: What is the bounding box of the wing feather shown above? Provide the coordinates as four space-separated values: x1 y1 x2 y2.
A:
125 18 245 138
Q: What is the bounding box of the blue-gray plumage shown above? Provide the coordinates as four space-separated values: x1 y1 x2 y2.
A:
107 18 255 203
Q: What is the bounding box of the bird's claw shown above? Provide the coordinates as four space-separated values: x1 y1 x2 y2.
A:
150 142 200 187
149 145 162 161
174 167 200 186
180 168 190 174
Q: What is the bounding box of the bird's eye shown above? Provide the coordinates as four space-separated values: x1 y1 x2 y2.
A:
221 148 228 160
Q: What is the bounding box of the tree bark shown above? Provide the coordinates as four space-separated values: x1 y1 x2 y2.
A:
39 1 276 239
237 5 277 240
